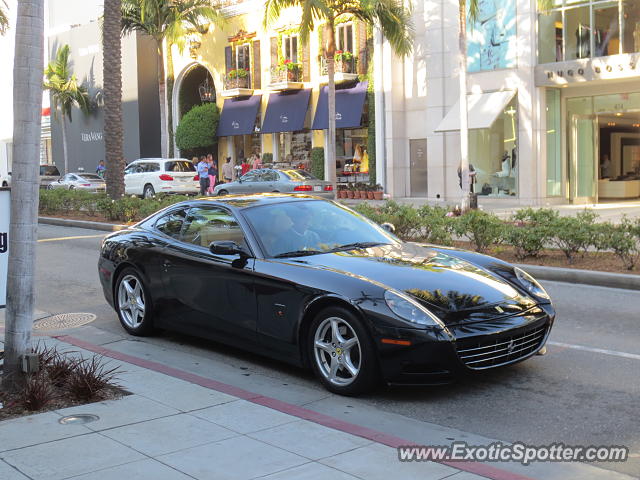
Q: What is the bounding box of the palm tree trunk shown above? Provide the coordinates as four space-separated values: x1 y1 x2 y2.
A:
61 117 68 174
103 0 124 199
157 42 168 158
458 0 471 213
166 43 175 158
325 20 337 185
2 0 45 392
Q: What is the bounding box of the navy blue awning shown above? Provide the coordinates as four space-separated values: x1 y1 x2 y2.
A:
312 81 368 130
261 89 311 134
217 95 262 136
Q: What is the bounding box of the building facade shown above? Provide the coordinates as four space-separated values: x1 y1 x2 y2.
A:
171 0 373 183
381 0 640 205
47 0 161 174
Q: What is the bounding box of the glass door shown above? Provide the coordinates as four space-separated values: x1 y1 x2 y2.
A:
570 114 598 203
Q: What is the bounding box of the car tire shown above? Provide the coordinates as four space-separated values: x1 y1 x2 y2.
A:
308 306 379 396
143 184 155 199
68 185 74 190
114 267 154 336
218 189 228 196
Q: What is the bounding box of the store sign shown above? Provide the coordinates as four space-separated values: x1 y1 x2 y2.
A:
535 53 640 87
80 131 103 142
0 188 9 307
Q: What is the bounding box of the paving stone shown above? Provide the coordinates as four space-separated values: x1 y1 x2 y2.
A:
190 399 295 434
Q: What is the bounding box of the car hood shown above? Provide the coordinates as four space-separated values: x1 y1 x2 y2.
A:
290 242 536 325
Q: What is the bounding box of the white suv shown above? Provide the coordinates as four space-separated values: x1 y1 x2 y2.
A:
124 158 199 198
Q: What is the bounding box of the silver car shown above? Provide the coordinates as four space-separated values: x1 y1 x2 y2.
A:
48 172 106 193
213 168 334 199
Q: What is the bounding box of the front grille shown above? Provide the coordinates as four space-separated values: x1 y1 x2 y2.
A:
456 324 547 370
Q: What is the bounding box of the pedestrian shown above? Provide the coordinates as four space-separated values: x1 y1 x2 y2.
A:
197 155 210 195
96 160 106 178
222 157 234 183
207 157 218 195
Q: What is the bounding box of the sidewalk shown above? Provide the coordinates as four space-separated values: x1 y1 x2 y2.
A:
0 335 475 480
1 331 636 480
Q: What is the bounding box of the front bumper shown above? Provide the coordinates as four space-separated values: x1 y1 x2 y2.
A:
375 304 555 385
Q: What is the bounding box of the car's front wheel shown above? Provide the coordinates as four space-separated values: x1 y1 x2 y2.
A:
143 184 155 199
114 268 154 336
308 307 378 395
217 189 228 196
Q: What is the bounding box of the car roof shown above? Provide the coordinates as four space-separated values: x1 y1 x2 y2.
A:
170 193 325 211
132 158 190 163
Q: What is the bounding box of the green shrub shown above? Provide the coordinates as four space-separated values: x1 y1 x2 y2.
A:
175 103 220 158
548 210 598 263
417 205 454 245
595 219 640 270
454 210 504 253
506 208 558 259
310 147 324 180
261 152 273 164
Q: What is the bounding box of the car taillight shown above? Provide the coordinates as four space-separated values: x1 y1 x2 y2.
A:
81 184 91 187
324 185 333 191
193 175 199 181
159 174 174 181
294 185 313 191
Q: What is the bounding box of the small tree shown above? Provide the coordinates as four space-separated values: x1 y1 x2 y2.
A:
175 103 219 158
44 44 90 174
310 147 325 180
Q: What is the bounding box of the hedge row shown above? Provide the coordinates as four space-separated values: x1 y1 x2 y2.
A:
353 201 640 270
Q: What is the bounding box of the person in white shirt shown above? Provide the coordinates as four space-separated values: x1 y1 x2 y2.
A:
222 157 234 182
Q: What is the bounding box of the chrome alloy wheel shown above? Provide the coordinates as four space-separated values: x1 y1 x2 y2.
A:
117 274 146 329
313 317 362 386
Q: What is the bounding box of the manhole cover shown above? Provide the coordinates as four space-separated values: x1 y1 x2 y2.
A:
59 414 99 425
33 313 96 331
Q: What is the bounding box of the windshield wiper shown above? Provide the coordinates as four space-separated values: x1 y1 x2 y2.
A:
328 241 388 253
274 249 324 258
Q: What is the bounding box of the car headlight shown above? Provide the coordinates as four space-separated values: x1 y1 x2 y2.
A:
384 290 444 328
514 267 549 299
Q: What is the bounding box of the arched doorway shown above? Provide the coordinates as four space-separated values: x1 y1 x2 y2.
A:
173 63 216 128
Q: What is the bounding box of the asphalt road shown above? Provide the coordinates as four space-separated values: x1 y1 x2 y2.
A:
14 224 640 477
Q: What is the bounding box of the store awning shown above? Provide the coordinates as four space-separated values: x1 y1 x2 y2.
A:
261 89 311 134
217 95 262 137
434 90 517 132
312 81 368 130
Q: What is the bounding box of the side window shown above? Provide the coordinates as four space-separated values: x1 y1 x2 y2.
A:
147 163 161 173
124 164 139 175
180 206 247 250
263 170 279 182
68 174 78 181
155 209 187 239
241 171 258 182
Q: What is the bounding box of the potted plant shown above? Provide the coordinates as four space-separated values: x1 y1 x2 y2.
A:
334 50 355 73
367 184 375 200
346 183 355 199
357 182 367 199
278 59 302 82
373 184 383 200
228 68 250 88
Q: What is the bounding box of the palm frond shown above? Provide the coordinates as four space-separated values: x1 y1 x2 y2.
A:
466 0 480 28
44 45 90 122
536 0 554 14
357 0 414 57
0 0 9 35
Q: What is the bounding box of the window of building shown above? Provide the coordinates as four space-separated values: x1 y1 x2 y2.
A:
282 35 298 63
234 43 251 71
538 0 639 63
546 89 563 196
336 23 354 53
469 96 519 197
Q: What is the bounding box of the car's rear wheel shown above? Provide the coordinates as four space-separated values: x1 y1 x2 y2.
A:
143 184 155 199
114 268 154 336
46 184 53 190
308 306 378 395
68 185 75 190
218 189 228 196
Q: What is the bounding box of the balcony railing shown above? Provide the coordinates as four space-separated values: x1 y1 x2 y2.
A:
223 72 252 90
320 56 357 76
269 65 303 84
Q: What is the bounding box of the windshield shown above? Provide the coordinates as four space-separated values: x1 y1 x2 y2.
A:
243 200 398 258
79 174 103 181
281 170 316 181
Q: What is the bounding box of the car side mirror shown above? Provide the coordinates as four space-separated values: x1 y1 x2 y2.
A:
209 240 249 257
380 222 396 234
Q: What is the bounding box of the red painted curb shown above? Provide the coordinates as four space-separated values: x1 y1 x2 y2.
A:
55 334 536 480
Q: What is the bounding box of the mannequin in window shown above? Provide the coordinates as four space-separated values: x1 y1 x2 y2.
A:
495 151 511 177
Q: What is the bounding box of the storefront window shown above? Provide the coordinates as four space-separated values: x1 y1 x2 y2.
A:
538 0 630 63
546 89 562 196
622 0 640 53
470 96 518 197
276 130 312 169
336 128 369 176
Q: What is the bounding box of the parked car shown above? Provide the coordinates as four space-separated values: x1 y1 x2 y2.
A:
214 168 334 199
98 194 555 396
48 172 106 192
124 158 199 198
40 164 61 189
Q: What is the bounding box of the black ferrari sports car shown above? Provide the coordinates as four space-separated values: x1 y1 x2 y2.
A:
98 194 555 395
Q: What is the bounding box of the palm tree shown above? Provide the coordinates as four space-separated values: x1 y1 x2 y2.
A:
0 0 9 35
2 0 45 391
264 0 413 185
121 0 223 158
103 0 125 199
458 0 553 212
44 44 91 175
